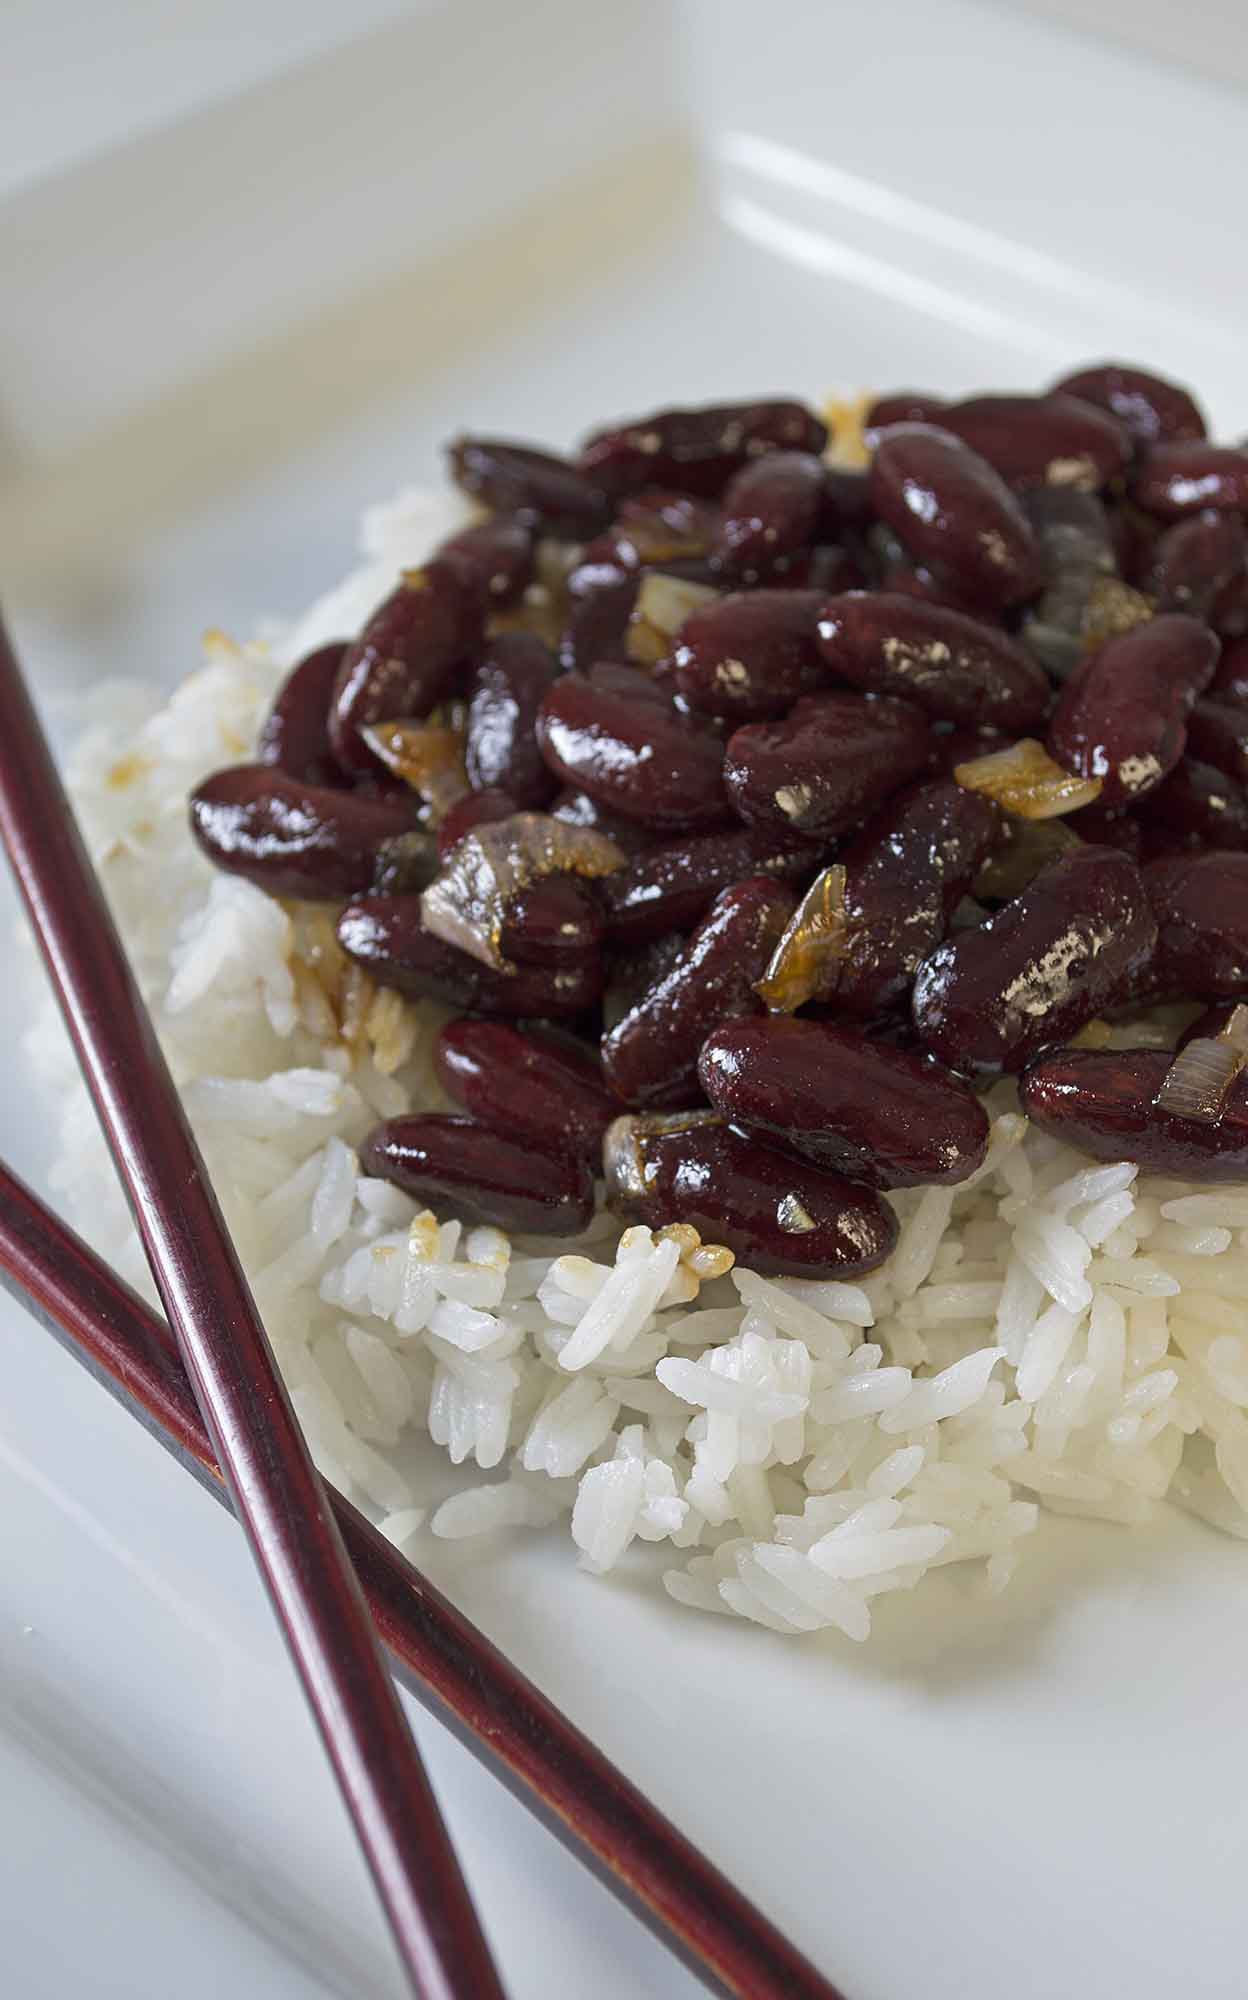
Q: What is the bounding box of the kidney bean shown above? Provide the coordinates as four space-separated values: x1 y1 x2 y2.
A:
536 675 727 830
578 400 827 500
1059 798 1142 858
1209 637 1248 706
863 391 947 443
912 845 1157 1073
189 765 419 901
668 589 828 720
1185 700 1248 785
1130 443 1248 520
583 661 678 710
434 1019 615 1168
1046 613 1219 806
256 643 347 785
1214 570 1248 639
463 632 559 808
604 1114 898 1276
329 566 477 777
823 779 1003 1016
1145 852 1248 996
550 787 656 854
601 877 796 1107
1147 510 1246 617
604 932 689 1029
600 822 820 944
499 874 604 966
869 424 1041 609
447 436 609 536
698 1017 989 1188
814 591 1049 730
1020 1048 1248 1182
1139 758 1248 852
337 897 603 1016
361 1114 594 1234
1053 363 1207 446
436 786 519 860
936 394 1131 491
820 467 874 532
723 692 930 839
435 516 534 608
713 452 826 574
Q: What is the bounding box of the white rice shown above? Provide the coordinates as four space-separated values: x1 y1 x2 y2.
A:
28 485 1248 1643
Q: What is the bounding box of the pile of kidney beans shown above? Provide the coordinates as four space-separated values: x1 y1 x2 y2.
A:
189 364 1248 1277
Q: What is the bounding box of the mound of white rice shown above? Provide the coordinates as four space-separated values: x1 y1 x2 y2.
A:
28 488 1248 1641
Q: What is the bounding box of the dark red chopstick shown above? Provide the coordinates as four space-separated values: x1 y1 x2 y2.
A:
0 1159 844 2000
0 614 504 2000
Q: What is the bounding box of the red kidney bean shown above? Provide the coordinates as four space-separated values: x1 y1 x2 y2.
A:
499 875 604 966
1185 700 1248 785
600 822 820 944
820 467 874 533
1214 570 1248 639
447 436 609 536
863 391 947 443
578 399 827 500
337 897 603 1016
1046 613 1220 806
435 516 534 608
329 566 477 777
536 675 728 830
1147 510 1246 617
361 1114 594 1234
550 788 657 854
936 394 1131 491
698 1017 989 1188
869 424 1041 609
1145 852 1248 996
912 845 1157 1073
827 779 1003 1016
435 1019 615 1168
1130 443 1248 520
189 765 418 901
668 589 828 720
1139 758 1248 852
464 632 559 807
713 452 826 574
1020 1048 1248 1182
601 877 796 1107
604 1114 898 1276
1209 637 1248 706
436 786 519 861
1052 363 1207 446
257 643 347 785
757 543 861 593
604 932 690 1029
814 591 1049 730
585 660 681 709
723 692 930 839
1062 798 1143 857
560 539 638 672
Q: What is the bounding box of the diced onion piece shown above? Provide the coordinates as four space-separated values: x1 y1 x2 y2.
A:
626 574 719 665
1080 576 1154 651
754 864 848 1014
821 392 871 469
360 720 467 824
1069 1018 1113 1051
618 499 714 566
1156 1004 1248 1123
954 739 1102 819
420 812 625 970
973 815 1081 901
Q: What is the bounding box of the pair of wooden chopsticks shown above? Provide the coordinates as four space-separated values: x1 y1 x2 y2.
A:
0 613 841 2000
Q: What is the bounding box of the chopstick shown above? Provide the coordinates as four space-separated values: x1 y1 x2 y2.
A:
0 615 504 2000
0 1172 845 2000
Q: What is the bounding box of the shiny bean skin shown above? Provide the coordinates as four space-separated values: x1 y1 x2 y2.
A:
600 823 820 944
447 436 609 536
436 786 519 860
1052 363 1207 446
1147 511 1246 617
601 877 797 1107
465 633 560 807
337 897 603 1016
604 1116 899 1277
1061 799 1142 858
536 676 728 830
330 565 477 776
912 845 1157 1073
257 642 347 784
499 875 604 966
1145 853 1248 996
698 1017 989 1188
361 1115 594 1234
831 780 1003 1016
1020 1049 1248 1182
1129 443 1248 520
578 400 828 500
189 765 418 901
1138 759 1248 852
1185 700 1248 785
815 591 1050 729
1209 637 1248 706
670 589 828 720
435 516 534 608
723 692 930 840
1046 613 1220 806
713 452 827 574
936 394 1131 491
550 788 657 854
435 1020 616 1168
863 391 947 443
869 425 1041 609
